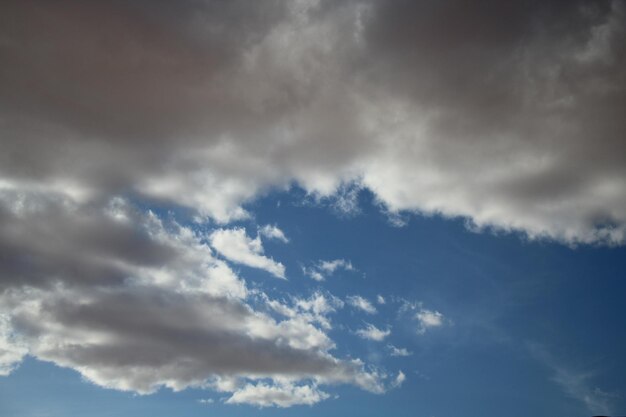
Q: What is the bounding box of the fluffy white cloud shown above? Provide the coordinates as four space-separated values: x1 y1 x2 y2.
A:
347 295 377 314
226 381 330 408
355 324 391 342
209 228 286 279
265 291 344 331
376 295 386 305
416 309 445 334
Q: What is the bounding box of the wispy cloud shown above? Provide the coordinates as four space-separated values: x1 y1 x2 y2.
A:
356 323 391 341
387 344 412 357
209 227 286 279
303 259 355 281
529 344 617 415
347 295 377 315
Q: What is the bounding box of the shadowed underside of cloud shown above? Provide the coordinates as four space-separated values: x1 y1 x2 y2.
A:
0 191 388 405
0 0 625 408
0 0 625 243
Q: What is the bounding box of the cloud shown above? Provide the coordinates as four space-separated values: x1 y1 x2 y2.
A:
387 345 412 357
355 324 391 342
209 228 286 279
303 259 354 281
376 295 386 305
259 225 289 243
0 315 27 376
529 344 617 415
225 381 330 408
0 0 625 408
0 195 386 403
391 371 406 389
0 0 624 244
265 291 344 331
416 309 445 334
347 295 377 314
198 398 214 404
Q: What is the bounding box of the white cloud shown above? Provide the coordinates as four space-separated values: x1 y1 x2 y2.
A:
319 259 354 273
355 324 391 342
259 225 289 243
376 295 386 305
226 381 330 408
391 371 406 389
198 398 214 404
0 315 27 376
387 345 412 357
265 291 344 331
303 259 355 281
347 295 377 315
209 228 286 279
416 309 444 334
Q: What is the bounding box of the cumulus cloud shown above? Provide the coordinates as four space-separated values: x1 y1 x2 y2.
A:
416 309 445 335
209 228 286 279
0 193 388 403
226 381 330 408
303 259 355 281
355 323 391 342
347 295 377 314
265 291 344 331
1 0 625 408
0 0 624 244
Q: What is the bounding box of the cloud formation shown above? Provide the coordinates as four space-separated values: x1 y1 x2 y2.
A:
209 228 286 279
1 0 625 408
416 309 445 335
347 295 377 314
0 194 387 405
0 0 624 244
355 323 391 342
303 259 355 281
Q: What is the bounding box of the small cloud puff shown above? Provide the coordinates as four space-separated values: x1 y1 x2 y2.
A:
355 323 391 341
346 295 377 314
303 259 354 281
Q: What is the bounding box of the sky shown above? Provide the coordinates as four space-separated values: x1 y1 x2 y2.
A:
0 1 625 416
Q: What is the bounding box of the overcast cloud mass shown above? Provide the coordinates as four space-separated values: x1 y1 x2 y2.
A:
1 0 625 410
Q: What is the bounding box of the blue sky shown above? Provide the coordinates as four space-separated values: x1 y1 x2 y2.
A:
2 188 625 416
1 1 626 416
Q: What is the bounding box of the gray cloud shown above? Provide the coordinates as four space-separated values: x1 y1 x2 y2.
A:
0 191 387 403
1 0 624 241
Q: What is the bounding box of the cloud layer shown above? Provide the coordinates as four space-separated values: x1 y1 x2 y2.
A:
0 0 624 243
0 0 625 408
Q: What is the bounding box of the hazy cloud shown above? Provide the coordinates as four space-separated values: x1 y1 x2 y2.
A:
347 295 377 314
355 323 391 342
303 259 354 281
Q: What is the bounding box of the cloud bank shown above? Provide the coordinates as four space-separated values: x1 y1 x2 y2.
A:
0 0 625 408
1 0 624 244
